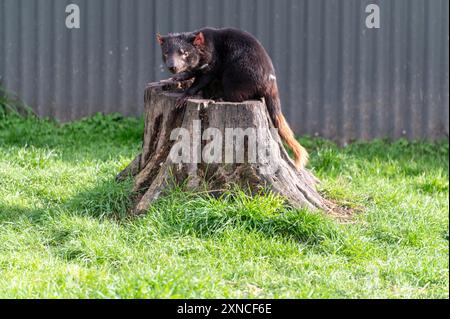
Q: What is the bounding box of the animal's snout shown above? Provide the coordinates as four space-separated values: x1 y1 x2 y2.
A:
166 57 185 74
166 60 178 73
168 66 177 73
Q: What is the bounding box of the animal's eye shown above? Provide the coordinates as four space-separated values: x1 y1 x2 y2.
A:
180 49 189 57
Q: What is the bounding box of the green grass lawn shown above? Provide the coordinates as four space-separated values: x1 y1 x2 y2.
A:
0 113 448 298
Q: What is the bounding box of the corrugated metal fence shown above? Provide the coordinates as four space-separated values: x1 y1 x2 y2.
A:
0 0 448 143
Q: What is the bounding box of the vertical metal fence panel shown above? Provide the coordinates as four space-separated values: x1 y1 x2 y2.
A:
0 0 448 142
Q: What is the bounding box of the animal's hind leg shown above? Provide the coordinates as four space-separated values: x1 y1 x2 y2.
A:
222 82 255 102
222 69 257 102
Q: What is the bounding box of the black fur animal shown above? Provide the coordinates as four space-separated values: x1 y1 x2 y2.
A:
157 27 308 169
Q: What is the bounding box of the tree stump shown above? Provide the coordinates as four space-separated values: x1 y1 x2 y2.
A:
117 80 337 216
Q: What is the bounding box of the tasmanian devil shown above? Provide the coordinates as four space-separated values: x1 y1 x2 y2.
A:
156 27 308 169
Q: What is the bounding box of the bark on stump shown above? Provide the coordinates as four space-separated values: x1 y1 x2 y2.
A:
117 80 337 216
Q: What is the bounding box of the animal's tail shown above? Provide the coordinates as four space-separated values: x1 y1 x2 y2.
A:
264 84 308 169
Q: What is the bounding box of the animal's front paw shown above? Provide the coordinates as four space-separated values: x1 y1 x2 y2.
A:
175 96 189 109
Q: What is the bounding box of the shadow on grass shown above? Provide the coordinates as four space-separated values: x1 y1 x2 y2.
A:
64 176 135 220
0 203 51 224
0 176 133 224
10 178 334 267
131 187 342 245
66 175 340 245
0 172 341 248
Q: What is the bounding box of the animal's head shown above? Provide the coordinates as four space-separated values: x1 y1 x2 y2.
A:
156 32 205 74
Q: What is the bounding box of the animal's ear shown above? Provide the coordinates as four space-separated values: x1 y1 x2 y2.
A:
156 33 164 45
193 32 205 46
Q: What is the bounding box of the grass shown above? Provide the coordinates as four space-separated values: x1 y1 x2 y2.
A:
0 112 448 298
1 86 35 118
